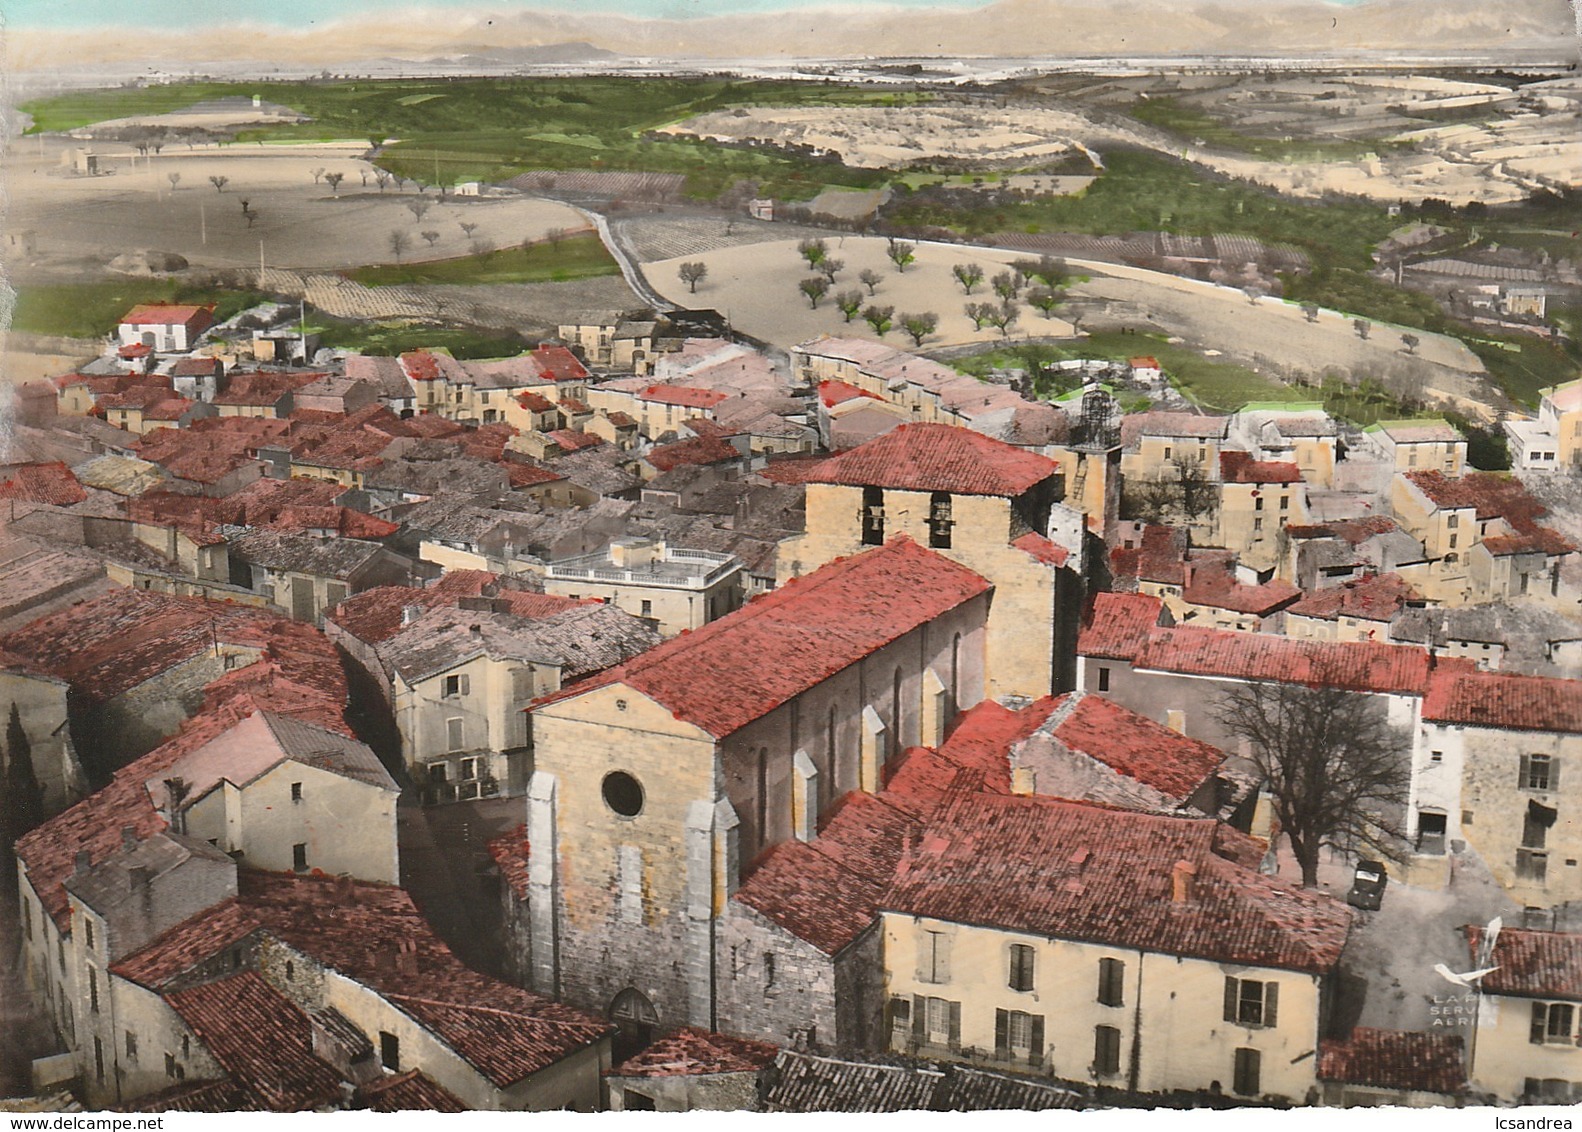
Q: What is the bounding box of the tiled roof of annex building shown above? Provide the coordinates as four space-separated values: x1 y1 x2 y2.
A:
1286 572 1422 623
0 587 343 705
113 870 611 1088
1404 470 1572 556
1424 669 1582 733
609 1028 779 1079
0 462 88 506
1317 1028 1466 1095
328 571 586 645
532 537 991 739
798 423 1058 497
884 789 1350 974
1466 927 1582 1000
17 683 350 932
1078 592 1466 696
1031 690 1225 801
1220 450 1304 484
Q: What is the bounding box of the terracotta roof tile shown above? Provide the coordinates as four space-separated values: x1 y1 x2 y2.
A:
0 462 87 506
1220 450 1304 484
801 424 1058 497
1125 625 1445 696
1405 471 1570 553
1287 573 1421 624
1045 691 1225 800
609 1028 778 1078
885 791 1351 974
1181 560 1301 616
164 973 345 1111
1424 669 1582 733
1075 592 1167 660
818 380 882 408
535 538 991 739
517 391 556 413
384 995 607 1086
488 825 531 900
1318 1028 1466 1095
640 385 731 409
545 428 604 452
120 304 214 329
935 700 1053 793
646 434 741 473
356 1070 467 1112
1470 927 1582 999
1012 532 1069 568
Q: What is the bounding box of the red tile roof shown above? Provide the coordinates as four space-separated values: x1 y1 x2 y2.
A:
517 391 557 413
640 385 731 409
736 791 925 955
935 699 1054 794
120 304 215 329
488 824 531 900
1467 927 1582 1000
1109 525 1194 587
1129 356 1161 369
1318 1029 1466 1095
117 870 610 1086
1044 692 1224 800
545 429 604 452
330 574 585 645
1012 532 1069 569
1075 592 1167 660
357 1070 467 1112
535 539 991 740
1181 560 1301 616
1424 669 1582 733
504 459 566 488
1131 625 1445 696
610 1028 778 1078
646 434 741 473
164 973 345 1111
885 790 1350 974
0 462 87 506
530 345 589 384
264 505 399 540
800 423 1058 497
1220 450 1304 485
818 380 882 408
1287 573 1421 624
1405 471 1571 554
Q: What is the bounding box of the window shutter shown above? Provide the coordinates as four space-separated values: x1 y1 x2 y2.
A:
948 1000 962 1052
460 674 471 696
916 936 931 983
995 1009 1009 1059
1224 976 1238 1023
1263 982 1278 1028
1030 1015 1045 1065
1520 754 1531 788
912 995 926 1045
1552 759 1562 791
936 933 952 982
1532 1001 1548 1045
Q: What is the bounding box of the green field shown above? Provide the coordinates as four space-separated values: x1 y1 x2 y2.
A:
1130 96 1388 163
10 280 269 339
21 77 908 203
348 233 619 287
312 321 529 358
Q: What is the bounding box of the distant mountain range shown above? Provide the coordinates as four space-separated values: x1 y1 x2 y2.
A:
3 0 1575 73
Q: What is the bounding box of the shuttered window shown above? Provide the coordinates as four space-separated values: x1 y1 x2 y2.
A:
1093 1025 1122 1076
1098 958 1126 1007
1223 976 1278 1028
1008 944 1036 992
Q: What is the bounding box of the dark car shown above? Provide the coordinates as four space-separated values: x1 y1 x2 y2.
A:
1346 859 1388 910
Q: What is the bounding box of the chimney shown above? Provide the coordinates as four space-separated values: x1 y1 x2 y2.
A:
401 604 422 627
128 865 152 891
1171 859 1197 903
121 826 139 852
74 850 92 875
469 623 483 640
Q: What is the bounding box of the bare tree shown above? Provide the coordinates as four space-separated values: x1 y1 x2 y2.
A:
1026 285 1063 319
208 175 229 193
406 198 432 223
1031 255 1068 288
900 311 939 347
546 227 567 249
311 166 326 185
166 171 181 192
245 209 261 230
797 238 828 268
952 263 984 294
835 289 865 323
470 239 496 259
678 261 708 293
1243 285 1266 305
858 268 883 296
324 172 344 194
818 258 845 284
964 301 993 331
886 238 916 273
375 170 392 192
1214 682 1411 887
991 270 1020 301
1353 318 1371 341
862 305 895 336
986 299 1020 338
421 230 441 249
799 276 830 309
389 229 411 263
1401 333 1421 355
460 221 480 240
1301 302 1320 323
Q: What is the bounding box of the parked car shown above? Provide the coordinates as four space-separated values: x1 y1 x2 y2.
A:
1346 859 1388 910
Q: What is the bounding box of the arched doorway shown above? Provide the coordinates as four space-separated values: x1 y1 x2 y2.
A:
609 987 659 1064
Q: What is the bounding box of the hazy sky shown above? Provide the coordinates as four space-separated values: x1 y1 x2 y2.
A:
5 0 1369 28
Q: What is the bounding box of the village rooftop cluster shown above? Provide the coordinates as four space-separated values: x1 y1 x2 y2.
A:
0 283 1580 1115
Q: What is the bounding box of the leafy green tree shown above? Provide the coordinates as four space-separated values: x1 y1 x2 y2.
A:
886 239 916 273
835 289 865 323
900 311 938 347
952 263 984 294
1026 286 1063 319
862 304 895 336
797 238 828 268
799 276 830 309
